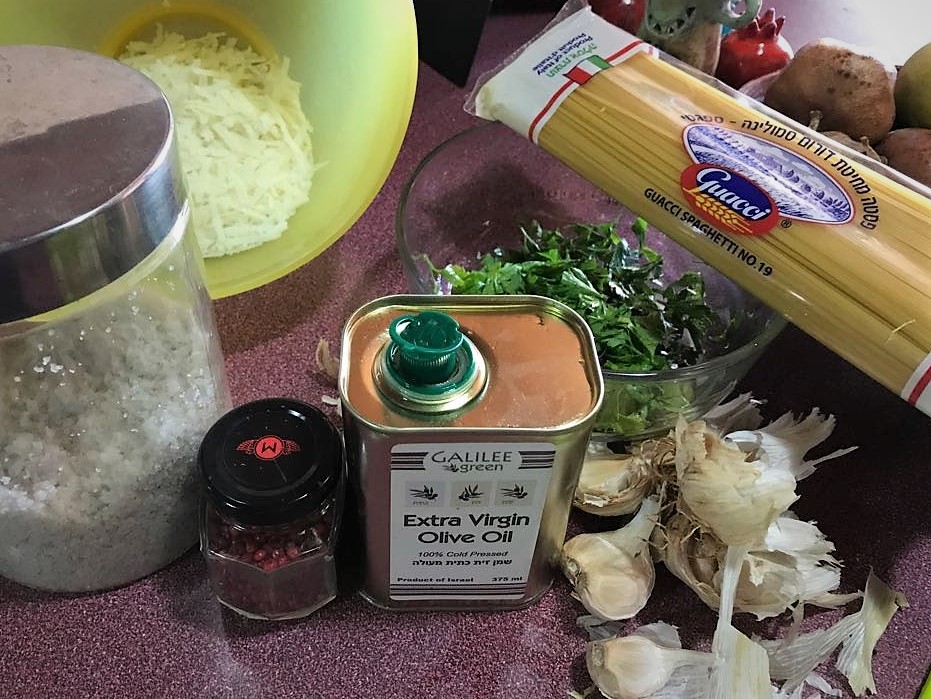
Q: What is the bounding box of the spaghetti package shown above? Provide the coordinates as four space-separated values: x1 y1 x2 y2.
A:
468 1 931 418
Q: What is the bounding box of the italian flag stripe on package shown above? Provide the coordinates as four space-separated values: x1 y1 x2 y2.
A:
467 0 931 419
564 54 612 84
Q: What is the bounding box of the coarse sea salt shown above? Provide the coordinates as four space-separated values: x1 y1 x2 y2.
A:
0 291 227 592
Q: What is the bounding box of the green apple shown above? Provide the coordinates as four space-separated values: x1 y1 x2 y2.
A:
895 42 931 129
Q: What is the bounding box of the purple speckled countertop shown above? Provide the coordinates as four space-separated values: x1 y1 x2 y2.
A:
2 6 931 699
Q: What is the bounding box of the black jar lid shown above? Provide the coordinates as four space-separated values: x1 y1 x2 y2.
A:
198 398 342 526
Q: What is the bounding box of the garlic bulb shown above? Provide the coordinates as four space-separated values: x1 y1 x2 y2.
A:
574 442 655 517
675 408 852 548
561 496 661 620
652 510 724 611
675 417 798 547
657 510 856 619
565 400 902 698
586 624 712 699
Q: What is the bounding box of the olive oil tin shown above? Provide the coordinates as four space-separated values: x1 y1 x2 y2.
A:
338 295 604 611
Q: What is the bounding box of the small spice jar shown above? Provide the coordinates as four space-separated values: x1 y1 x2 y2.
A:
198 398 345 620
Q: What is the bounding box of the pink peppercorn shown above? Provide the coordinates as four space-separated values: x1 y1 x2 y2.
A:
198 398 345 620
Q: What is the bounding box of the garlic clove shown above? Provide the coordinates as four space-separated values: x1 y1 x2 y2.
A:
654 510 724 611
573 449 655 517
586 633 712 699
567 543 654 621
562 496 661 620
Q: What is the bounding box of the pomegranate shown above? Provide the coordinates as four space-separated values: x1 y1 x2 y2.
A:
589 0 646 35
715 8 794 89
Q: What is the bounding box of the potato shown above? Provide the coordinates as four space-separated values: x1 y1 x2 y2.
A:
764 38 896 144
875 128 931 189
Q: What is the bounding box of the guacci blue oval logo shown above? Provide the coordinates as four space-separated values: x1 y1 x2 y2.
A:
681 124 854 231
680 164 779 237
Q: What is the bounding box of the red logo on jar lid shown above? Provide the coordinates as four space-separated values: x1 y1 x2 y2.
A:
236 435 301 461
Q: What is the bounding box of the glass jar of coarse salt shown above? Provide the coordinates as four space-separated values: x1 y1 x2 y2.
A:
0 45 231 592
198 399 345 620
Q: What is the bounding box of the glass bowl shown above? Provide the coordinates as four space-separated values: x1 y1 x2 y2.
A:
396 122 786 442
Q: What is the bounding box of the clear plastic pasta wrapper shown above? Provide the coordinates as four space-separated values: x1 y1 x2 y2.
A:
466 0 931 419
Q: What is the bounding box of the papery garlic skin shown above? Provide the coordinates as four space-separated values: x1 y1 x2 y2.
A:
738 516 848 619
764 572 907 697
701 392 764 435
836 573 908 696
708 617 773 699
726 409 857 481
561 496 661 620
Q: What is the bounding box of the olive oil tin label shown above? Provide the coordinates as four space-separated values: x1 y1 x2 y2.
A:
338 294 604 611
390 442 554 600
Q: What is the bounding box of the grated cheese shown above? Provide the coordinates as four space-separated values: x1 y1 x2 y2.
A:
119 28 316 258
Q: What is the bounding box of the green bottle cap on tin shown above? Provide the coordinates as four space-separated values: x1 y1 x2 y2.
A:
387 311 470 386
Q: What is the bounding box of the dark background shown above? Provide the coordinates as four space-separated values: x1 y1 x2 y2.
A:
415 0 567 85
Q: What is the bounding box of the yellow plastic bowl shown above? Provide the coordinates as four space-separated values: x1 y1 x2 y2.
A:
0 0 418 299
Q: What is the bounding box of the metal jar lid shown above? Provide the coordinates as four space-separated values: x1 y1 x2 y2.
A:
0 44 185 324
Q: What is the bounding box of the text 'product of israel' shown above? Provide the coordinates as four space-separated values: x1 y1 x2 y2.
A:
339 295 604 611
470 0 931 420
0 45 230 592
